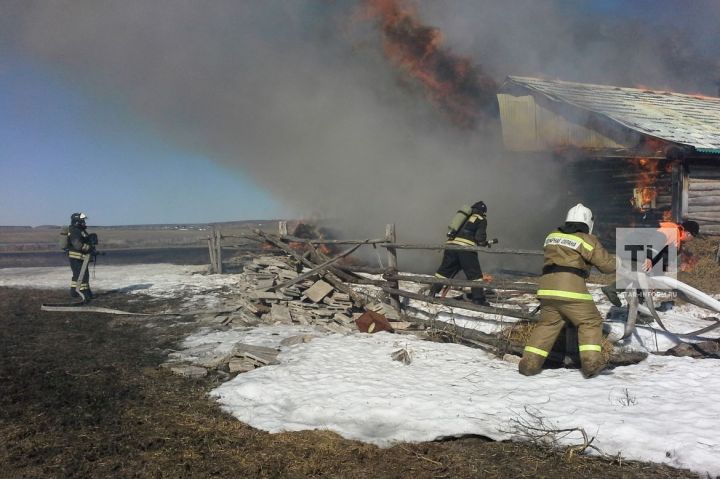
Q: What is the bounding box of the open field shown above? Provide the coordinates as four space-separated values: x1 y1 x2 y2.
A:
0 247 212 269
0 286 698 479
0 220 281 253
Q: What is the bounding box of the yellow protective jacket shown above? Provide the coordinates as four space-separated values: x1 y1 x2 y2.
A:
537 230 616 301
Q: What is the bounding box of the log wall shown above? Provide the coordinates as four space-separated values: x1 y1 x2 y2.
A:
567 157 674 242
686 160 720 235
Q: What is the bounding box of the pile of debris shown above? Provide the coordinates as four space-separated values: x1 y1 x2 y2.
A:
162 252 409 378
235 255 401 329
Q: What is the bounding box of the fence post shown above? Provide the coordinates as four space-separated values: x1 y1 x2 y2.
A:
208 234 217 274
385 223 400 312
215 228 223 274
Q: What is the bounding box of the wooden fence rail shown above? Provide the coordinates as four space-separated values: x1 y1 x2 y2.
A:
207 223 543 316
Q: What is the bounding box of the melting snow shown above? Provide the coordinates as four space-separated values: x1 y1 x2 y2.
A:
2 264 719 475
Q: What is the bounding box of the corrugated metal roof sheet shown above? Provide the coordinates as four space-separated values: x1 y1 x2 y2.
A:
500 76 720 150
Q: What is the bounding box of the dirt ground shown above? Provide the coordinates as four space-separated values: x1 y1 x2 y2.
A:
0 287 700 478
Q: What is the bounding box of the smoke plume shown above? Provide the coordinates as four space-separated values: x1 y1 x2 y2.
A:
2 0 718 271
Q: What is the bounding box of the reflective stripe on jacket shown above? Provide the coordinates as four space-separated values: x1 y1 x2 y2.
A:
68 251 91 260
446 214 487 247
67 225 92 257
537 230 615 301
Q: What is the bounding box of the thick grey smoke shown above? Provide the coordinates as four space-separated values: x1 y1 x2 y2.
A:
420 0 720 94
2 1 718 271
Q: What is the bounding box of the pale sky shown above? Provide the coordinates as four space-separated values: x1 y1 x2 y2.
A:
0 55 283 226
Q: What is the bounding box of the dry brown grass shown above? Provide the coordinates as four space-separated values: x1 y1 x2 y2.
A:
0 287 699 478
588 237 720 294
679 237 720 294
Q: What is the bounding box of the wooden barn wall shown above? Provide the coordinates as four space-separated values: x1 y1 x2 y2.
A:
566 157 673 242
497 94 632 152
686 159 720 236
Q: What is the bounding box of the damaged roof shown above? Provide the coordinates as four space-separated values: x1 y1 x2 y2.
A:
500 76 720 153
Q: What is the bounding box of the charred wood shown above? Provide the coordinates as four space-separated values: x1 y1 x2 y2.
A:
253 230 368 307
308 243 368 284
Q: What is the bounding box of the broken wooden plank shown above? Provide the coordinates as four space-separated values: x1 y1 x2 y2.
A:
385 273 538 293
228 358 257 373
254 229 367 307
260 243 362 292
380 286 535 321
250 291 284 301
304 280 335 303
280 235 387 245
232 343 280 365
270 303 292 323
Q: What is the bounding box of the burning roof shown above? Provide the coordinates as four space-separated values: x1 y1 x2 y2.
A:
499 76 720 153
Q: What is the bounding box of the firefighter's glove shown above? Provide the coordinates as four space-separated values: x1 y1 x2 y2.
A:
81 243 91 253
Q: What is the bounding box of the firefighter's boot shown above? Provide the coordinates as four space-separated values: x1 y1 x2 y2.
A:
427 284 443 297
518 355 544 376
581 356 606 378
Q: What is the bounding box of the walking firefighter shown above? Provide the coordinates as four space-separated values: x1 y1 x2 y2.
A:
519 204 616 378
428 201 495 306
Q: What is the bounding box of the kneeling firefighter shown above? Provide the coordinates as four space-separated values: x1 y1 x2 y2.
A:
519 204 616 378
65 212 99 302
429 201 494 306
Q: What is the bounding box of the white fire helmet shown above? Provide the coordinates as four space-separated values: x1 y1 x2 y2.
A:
565 203 594 234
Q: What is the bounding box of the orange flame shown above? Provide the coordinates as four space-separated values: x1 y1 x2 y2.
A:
362 0 497 128
630 157 659 211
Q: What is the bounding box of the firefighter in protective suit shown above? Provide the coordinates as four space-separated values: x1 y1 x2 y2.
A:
519 204 616 378
428 201 492 305
67 212 96 301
